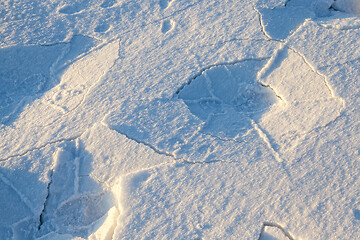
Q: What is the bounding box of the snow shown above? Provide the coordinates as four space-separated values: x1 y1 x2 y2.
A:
333 0 360 14
1 0 360 239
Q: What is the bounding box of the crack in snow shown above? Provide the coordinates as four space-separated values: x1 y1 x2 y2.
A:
174 57 270 97
258 222 295 240
38 169 53 230
253 4 273 40
251 120 283 162
284 0 292 7
194 38 269 49
101 121 240 166
39 34 103 48
101 121 179 160
198 130 247 145
0 130 88 163
286 45 338 98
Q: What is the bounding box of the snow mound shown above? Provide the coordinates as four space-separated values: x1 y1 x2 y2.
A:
332 0 360 14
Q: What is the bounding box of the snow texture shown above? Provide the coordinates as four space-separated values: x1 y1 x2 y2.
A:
1 0 360 239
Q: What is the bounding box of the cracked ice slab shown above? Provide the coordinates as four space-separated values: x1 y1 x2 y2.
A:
0 0 273 161
33 123 175 239
2 1 360 239
257 46 344 153
103 96 282 165
105 40 344 160
0 144 58 239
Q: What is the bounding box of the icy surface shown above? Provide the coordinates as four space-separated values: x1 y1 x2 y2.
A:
1 0 360 239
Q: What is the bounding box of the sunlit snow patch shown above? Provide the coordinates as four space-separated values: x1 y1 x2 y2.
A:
257 46 344 152
317 15 360 29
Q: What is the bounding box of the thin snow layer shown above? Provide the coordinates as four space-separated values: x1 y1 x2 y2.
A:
1 0 360 239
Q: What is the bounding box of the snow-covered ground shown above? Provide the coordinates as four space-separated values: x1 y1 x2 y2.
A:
1 0 360 239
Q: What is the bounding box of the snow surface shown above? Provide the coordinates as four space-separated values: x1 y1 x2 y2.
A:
1 0 360 239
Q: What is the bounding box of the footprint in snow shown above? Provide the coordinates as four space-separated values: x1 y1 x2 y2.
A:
59 3 87 15
94 23 111 33
354 209 360 220
100 0 118 9
159 0 174 10
161 19 174 33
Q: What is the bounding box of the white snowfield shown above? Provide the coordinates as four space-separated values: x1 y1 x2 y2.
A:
1 0 360 239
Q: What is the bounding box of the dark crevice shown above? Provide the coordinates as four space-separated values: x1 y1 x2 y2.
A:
284 0 291 7
38 169 54 230
259 82 284 101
